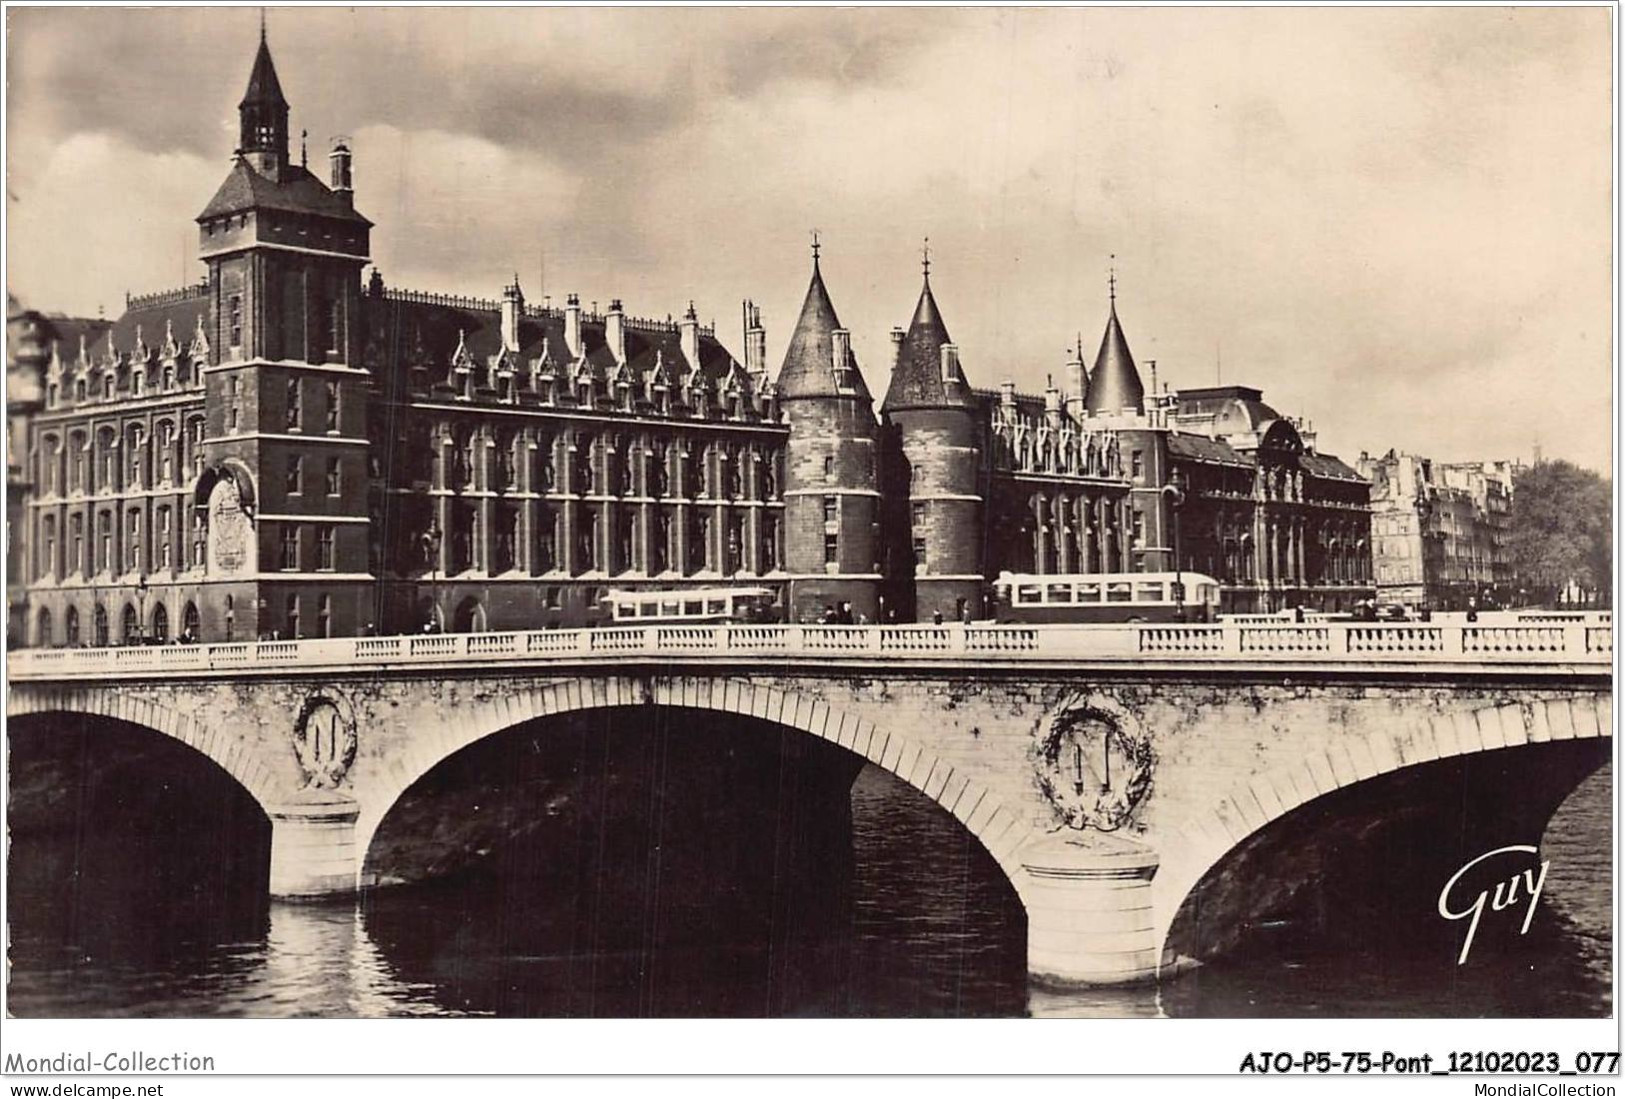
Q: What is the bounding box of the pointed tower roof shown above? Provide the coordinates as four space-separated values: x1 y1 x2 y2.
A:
1084 278 1145 414
775 250 871 401
239 28 288 110
882 263 972 412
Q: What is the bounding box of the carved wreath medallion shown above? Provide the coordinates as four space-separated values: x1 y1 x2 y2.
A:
292 691 358 790
1036 695 1156 832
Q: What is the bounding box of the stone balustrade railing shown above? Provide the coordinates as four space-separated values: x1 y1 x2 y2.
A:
6 621 1613 681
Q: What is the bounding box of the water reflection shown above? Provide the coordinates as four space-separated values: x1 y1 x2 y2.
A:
5 751 1610 1018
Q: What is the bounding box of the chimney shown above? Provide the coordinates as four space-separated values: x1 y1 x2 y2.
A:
831 329 851 383
606 299 626 365
680 301 701 371
940 343 960 386
501 276 524 353
1044 374 1062 429
329 139 353 204
564 294 582 359
743 301 767 379
1064 343 1086 419
1000 379 1017 421
890 327 906 373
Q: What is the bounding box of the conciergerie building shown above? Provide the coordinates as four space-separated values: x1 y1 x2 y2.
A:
11 32 1373 646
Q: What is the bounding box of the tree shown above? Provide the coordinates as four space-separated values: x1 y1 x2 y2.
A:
1508 460 1612 607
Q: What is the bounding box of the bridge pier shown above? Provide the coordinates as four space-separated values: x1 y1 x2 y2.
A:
1021 833 1162 987
267 791 361 898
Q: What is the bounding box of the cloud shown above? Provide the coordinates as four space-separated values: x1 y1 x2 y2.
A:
6 7 1611 472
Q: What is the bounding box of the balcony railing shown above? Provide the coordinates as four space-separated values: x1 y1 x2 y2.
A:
6 621 1612 681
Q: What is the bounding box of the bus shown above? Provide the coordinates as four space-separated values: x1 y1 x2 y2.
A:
602 586 782 625
992 571 1222 624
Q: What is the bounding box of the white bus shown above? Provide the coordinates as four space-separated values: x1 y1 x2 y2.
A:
602 587 781 625
992 571 1221 623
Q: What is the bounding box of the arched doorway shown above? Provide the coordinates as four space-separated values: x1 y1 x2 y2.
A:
93 605 109 647
182 601 200 641
152 604 170 643
65 606 80 647
36 607 53 648
452 596 485 634
121 603 139 643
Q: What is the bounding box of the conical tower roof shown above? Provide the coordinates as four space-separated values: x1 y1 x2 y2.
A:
882 274 972 412
775 256 871 401
1084 300 1144 414
239 32 288 110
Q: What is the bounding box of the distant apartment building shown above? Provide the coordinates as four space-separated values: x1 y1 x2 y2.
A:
1356 449 1519 609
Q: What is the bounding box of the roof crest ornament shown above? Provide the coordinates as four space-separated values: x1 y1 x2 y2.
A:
922 236 931 282
810 229 821 267
1108 254 1117 311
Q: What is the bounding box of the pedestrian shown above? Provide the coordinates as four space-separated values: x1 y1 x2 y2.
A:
932 609 944 626
1466 596 1478 624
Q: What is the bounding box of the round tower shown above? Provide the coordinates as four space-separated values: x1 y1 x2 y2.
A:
775 244 882 624
879 255 984 623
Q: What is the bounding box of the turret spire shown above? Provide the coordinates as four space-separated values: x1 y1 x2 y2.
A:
1085 268 1145 415
238 18 290 174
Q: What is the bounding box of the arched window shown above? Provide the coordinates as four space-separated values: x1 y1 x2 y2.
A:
122 603 139 643
182 601 200 640
65 606 80 647
152 603 169 643
36 607 53 648
93 604 109 647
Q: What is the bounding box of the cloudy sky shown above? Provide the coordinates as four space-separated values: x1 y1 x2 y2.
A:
6 6 1613 472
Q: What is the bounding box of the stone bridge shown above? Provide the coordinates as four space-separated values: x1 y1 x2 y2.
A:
7 619 1613 986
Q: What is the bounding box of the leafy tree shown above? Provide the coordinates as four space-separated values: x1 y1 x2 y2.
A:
1508 460 1613 606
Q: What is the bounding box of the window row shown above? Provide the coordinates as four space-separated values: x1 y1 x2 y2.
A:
34 599 201 648
35 505 204 578
415 430 785 502
33 418 207 495
396 503 783 578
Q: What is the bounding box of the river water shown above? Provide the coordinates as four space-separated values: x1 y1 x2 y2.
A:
6 762 1611 1018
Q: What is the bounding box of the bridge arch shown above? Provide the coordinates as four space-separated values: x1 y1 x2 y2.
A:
1152 694 1613 965
6 684 280 814
353 675 1043 903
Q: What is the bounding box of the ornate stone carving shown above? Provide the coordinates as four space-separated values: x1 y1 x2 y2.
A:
292 691 359 790
1035 694 1155 833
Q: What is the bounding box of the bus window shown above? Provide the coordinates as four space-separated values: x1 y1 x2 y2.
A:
660 599 680 617
707 598 726 615
639 602 658 618
1106 582 1133 603
1077 582 1101 603
1017 584 1042 605
617 602 637 618
1136 581 1165 602
1046 583 1073 604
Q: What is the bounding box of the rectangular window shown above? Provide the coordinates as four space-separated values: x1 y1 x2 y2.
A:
70 515 83 575
1016 583 1042 605
1131 450 1145 483
824 496 838 524
325 382 340 432
913 536 927 568
281 525 300 570
911 501 925 529
190 512 206 567
286 378 302 430
229 295 243 348
318 594 332 638
157 507 172 569
1046 582 1074 604
1132 509 1146 549
285 594 300 640
317 525 335 570
286 456 303 495
823 455 834 480
824 532 838 565
1106 581 1133 603
325 457 341 496
126 511 140 572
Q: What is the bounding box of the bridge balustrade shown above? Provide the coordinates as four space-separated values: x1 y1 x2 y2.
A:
5 619 1612 680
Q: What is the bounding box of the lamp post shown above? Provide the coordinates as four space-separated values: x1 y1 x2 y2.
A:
1162 470 1186 620
421 523 443 632
136 575 149 646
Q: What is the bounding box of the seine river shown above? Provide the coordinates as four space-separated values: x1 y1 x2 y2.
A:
7 763 1611 1018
